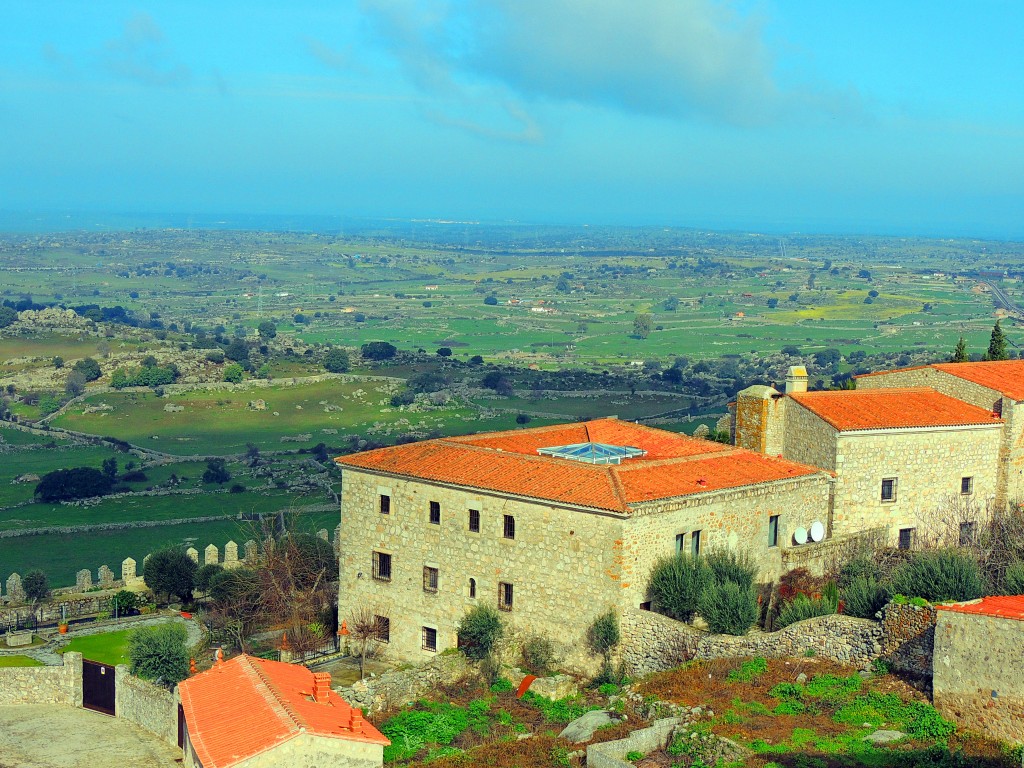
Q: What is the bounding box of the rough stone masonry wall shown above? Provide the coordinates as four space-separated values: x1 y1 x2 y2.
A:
336 652 468 714
734 389 786 456
337 469 625 670
620 608 882 678
0 651 83 706
783 400 839 472
115 666 177 745
934 611 1024 744
878 602 937 679
234 733 384 768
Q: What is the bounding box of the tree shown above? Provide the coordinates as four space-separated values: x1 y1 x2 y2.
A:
65 370 87 397
224 339 250 362
483 295 498 306
257 320 277 340
0 306 17 328
987 321 1008 361
586 610 620 679
111 590 141 615
143 548 197 604
952 336 968 363
194 563 224 593
457 604 503 661
555 277 570 292
324 347 350 373
361 341 397 360
436 347 452 357
140 355 158 368
72 357 101 382
349 604 390 680
633 313 653 339
129 622 190 687
101 457 118 481
52 356 64 369
767 298 779 309
23 570 50 603
223 363 244 383
663 297 680 311
202 458 231 484
35 467 113 502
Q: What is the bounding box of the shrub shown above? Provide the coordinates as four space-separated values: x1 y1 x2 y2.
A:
34 467 113 502
457 605 503 661
128 622 190 687
728 657 768 683
777 567 820 603
647 554 711 622
775 593 837 628
889 549 985 602
699 580 759 635
324 347 350 373
143 548 197 604
111 590 140 614
705 550 756 591
841 576 890 619
194 563 224 592
838 554 877 588
521 635 557 677
23 570 50 603
1004 560 1024 595
586 610 620 659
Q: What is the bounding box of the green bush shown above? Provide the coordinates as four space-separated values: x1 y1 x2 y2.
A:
586 610 620 658
521 635 557 677
194 563 224 593
841 575 890 619
705 550 756 591
128 622 190 687
699 580 758 635
1003 560 1024 595
889 549 986 603
457 604 503 661
838 554 877 587
727 657 767 682
776 593 837 628
380 702 468 762
647 554 711 622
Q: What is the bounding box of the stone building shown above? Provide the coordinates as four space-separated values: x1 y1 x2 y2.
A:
933 595 1024 744
177 654 388 768
335 418 831 666
732 366 1003 546
856 360 1024 506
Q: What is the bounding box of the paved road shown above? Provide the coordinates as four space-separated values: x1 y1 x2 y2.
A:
0 705 181 768
985 281 1024 321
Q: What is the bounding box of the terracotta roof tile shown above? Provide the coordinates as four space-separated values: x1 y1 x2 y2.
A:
856 360 1024 401
337 419 823 512
178 655 388 768
788 388 1001 431
937 595 1024 622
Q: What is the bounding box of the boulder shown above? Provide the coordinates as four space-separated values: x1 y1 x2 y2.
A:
864 730 906 744
558 710 620 743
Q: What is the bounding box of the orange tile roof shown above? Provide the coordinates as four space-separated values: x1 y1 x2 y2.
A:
336 419 823 513
856 360 1024 401
937 595 1024 622
178 655 388 768
788 388 1002 431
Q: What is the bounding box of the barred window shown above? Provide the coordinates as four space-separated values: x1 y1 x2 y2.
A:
881 478 897 503
898 527 915 550
429 501 441 525
372 551 392 582
503 515 515 540
423 566 439 594
498 582 514 612
468 509 480 533
422 626 437 652
374 616 390 643
961 476 974 495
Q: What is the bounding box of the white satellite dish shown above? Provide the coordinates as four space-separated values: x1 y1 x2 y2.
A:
793 527 808 545
810 521 825 543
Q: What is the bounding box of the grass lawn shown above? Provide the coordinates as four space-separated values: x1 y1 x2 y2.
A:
59 629 133 666
0 655 44 667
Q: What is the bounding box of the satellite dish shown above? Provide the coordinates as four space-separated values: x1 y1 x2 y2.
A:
793 527 808 545
810 521 825 543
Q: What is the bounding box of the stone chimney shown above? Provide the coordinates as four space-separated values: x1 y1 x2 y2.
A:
312 672 332 704
785 365 808 394
733 384 785 455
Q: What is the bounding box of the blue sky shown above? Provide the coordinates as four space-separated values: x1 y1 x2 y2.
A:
2 1 1023 237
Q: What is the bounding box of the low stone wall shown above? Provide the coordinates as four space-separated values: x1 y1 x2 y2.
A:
879 602 937 679
0 651 82 706
115 666 177 745
621 607 882 678
587 717 680 768
336 652 469 714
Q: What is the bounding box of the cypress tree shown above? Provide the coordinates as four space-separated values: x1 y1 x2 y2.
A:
952 336 968 363
987 321 1008 361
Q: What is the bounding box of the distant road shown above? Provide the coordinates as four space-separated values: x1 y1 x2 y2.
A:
984 281 1024 321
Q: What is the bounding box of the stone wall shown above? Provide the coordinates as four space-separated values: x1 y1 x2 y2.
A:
783 398 839 472
337 652 468 714
879 602 937 678
934 610 1024 744
620 608 882 678
0 651 82 705
587 717 681 768
115 666 177 745
733 387 786 456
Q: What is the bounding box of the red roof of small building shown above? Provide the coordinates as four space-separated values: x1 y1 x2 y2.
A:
856 360 1024 402
178 655 388 768
787 387 1002 431
937 595 1024 622
336 419 824 513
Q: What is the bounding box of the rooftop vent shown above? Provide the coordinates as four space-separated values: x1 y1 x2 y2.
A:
537 442 647 465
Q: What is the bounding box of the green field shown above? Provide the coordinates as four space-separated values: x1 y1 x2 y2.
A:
0 655 44 667
59 629 134 666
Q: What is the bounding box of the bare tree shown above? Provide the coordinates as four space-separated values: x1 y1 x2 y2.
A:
348 604 389 680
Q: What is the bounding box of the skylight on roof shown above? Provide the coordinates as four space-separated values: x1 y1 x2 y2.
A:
537 442 647 465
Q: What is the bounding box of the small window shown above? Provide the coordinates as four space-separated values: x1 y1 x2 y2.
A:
379 494 391 514
429 501 441 525
372 551 392 582
675 533 685 554
498 582 514 611
959 521 977 546
881 478 897 503
768 515 779 548
469 577 476 599
421 626 437 652
503 515 516 540
898 527 915 550
423 566 439 593
691 530 702 557
468 509 480 532
961 476 974 495
374 615 390 643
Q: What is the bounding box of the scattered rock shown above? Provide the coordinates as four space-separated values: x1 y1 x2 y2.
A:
864 730 905 744
558 710 620 743
796 673 808 684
